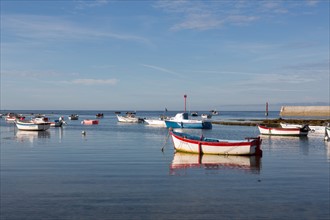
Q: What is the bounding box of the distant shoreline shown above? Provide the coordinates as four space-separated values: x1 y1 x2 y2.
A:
213 118 329 127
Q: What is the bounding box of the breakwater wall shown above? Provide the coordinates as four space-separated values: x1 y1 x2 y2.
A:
280 106 330 117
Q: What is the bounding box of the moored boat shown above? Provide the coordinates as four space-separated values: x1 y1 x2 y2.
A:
191 112 198 117
68 114 79 120
50 116 66 127
165 113 212 129
15 117 51 131
210 110 219 115
258 124 309 136
169 130 262 155
144 118 166 127
201 114 212 119
5 113 23 122
81 119 99 125
96 113 104 118
280 123 325 134
116 113 143 123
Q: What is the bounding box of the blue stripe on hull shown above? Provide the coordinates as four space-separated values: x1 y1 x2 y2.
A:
165 121 212 129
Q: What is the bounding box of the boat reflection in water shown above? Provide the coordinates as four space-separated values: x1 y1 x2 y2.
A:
170 152 261 175
16 130 50 143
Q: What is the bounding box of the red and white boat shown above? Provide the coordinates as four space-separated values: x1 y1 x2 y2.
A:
81 119 99 125
5 113 23 122
169 130 262 156
258 124 309 136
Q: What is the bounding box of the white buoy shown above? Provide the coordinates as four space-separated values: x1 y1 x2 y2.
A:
82 130 86 135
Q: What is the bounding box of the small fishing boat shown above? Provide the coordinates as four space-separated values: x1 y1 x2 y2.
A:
144 115 169 127
50 116 66 127
5 113 22 122
280 123 325 134
15 117 51 131
165 113 212 129
68 114 79 120
81 119 99 125
191 112 198 117
258 124 309 136
144 118 166 127
210 110 219 115
116 113 143 123
169 130 262 155
96 113 104 118
201 114 212 119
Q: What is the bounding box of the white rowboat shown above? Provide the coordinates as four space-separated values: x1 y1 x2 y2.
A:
258 124 309 136
170 130 262 155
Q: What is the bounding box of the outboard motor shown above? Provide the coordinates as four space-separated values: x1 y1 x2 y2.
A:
301 124 310 132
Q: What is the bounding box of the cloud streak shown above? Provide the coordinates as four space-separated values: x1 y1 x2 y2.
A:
141 64 183 78
70 78 119 85
154 0 320 31
2 14 150 45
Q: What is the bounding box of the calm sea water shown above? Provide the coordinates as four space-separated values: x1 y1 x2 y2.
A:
1 111 329 220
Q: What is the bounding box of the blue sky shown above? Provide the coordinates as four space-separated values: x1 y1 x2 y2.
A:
1 0 329 111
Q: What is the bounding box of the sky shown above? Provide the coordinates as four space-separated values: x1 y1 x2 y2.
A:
1 0 329 111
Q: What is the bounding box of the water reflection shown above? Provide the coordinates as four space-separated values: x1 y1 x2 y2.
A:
170 152 261 175
16 130 50 143
325 141 330 160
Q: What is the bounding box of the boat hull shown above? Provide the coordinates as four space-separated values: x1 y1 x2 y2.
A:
165 120 212 129
280 123 325 134
15 121 50 131
170 131 262 155
258 125 308 136
144 119 166 127
50 120 63 127
81 120 99 125
116 115 142 123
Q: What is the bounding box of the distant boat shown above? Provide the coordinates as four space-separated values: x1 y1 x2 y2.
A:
50 117 66 127
280 123 325 134
165 113 212 129
210 110 219 115
68 114 79 120
201 114 212 119
169 130 262 155
116 113 143 123
191 112 198 117
144 117 167 127
81 119 99 125
96 113 104 118
258 124 309 136
15 117 51 131
5 112 22 122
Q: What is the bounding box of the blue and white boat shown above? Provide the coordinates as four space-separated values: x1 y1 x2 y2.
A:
165 113 212 129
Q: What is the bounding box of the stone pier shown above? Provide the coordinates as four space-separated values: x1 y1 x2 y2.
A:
280 106 330 117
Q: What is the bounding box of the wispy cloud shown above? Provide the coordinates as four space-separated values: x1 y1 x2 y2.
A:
70 78 119 85
154 0 320 31
141 64 183 77
2 14 150 44
74 0 110 10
